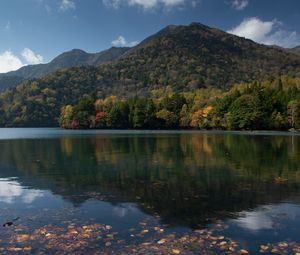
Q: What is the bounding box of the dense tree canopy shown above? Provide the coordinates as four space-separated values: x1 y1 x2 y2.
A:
57 77 300 131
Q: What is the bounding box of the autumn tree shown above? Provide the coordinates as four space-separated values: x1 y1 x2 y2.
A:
287 100 300 129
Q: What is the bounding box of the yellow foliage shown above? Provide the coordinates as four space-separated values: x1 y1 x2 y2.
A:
95 99 105 112
191 106 213 127
203 106 213 117
103 96 117 108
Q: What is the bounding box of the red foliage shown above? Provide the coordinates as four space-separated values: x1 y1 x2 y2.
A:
95 111 108 120
71 119 79 129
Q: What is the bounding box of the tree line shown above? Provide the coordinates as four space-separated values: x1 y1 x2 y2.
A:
60 77 300 130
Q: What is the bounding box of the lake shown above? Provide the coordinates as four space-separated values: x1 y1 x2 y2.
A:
0 128 300 254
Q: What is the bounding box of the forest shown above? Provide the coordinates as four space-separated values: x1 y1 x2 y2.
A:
1 23 300 129
60 76 300 131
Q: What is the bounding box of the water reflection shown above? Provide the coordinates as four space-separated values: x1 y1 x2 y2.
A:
234 208 275 232
0 178 44 204
0 131 300 252
0 134 300 225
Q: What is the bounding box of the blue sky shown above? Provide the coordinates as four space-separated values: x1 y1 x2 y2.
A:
0 0 300 73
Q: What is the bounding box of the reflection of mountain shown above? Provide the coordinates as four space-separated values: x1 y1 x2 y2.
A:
0 133 300 228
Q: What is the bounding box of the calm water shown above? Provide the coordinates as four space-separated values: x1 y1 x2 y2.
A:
0 128 300 254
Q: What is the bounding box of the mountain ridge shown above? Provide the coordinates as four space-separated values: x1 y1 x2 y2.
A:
1 22 300 92
1 22 300 127
288 45 300 56
0 47 130 90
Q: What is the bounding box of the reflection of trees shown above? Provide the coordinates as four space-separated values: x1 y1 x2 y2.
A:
0 133 300 227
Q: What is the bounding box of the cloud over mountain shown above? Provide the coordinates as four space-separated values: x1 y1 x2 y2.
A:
21 48 44 65
112 36 139 47
0 51 24 73
228 17 300 48
0 48 44 73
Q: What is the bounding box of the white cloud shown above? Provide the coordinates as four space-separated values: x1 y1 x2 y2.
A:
0 51 24 73
21 48 44 65
59 0 76 11
112 35 139 47
102 0 119 9
0 48 44 73
128 41 139 47
112 35 126 46
228 17 300 48
103 0 192 10
231 0 248 10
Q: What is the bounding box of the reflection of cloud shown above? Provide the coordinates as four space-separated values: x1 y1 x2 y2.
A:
112 204 139 218
0 179 44 204
232 204 300 232
22 190 44 204
233 210 273 231
0 179 22 203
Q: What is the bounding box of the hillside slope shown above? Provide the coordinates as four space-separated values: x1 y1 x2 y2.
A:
0 47 130 90
1 22 300 127
106 22 300 91
289 45 300 56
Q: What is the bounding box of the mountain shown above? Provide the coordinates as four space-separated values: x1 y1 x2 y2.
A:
288 45 300 56
123 24 179 56
112 22 300 91
0 75 25 91
0 47 130 90
0 22 300 127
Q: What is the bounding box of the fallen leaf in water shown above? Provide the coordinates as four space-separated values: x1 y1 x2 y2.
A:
260 245 269 251
172 249 181 254
278 242 288 248
157 239 166 244
16 234 30 243
68 229 78 235
23 246 32 251
271 248 279 253
240 249 249 254
7 247 23 252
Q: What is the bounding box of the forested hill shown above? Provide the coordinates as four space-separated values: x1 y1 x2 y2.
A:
110 22 300 91
289 45 300 56
1 22 300 127
0 47 130 91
